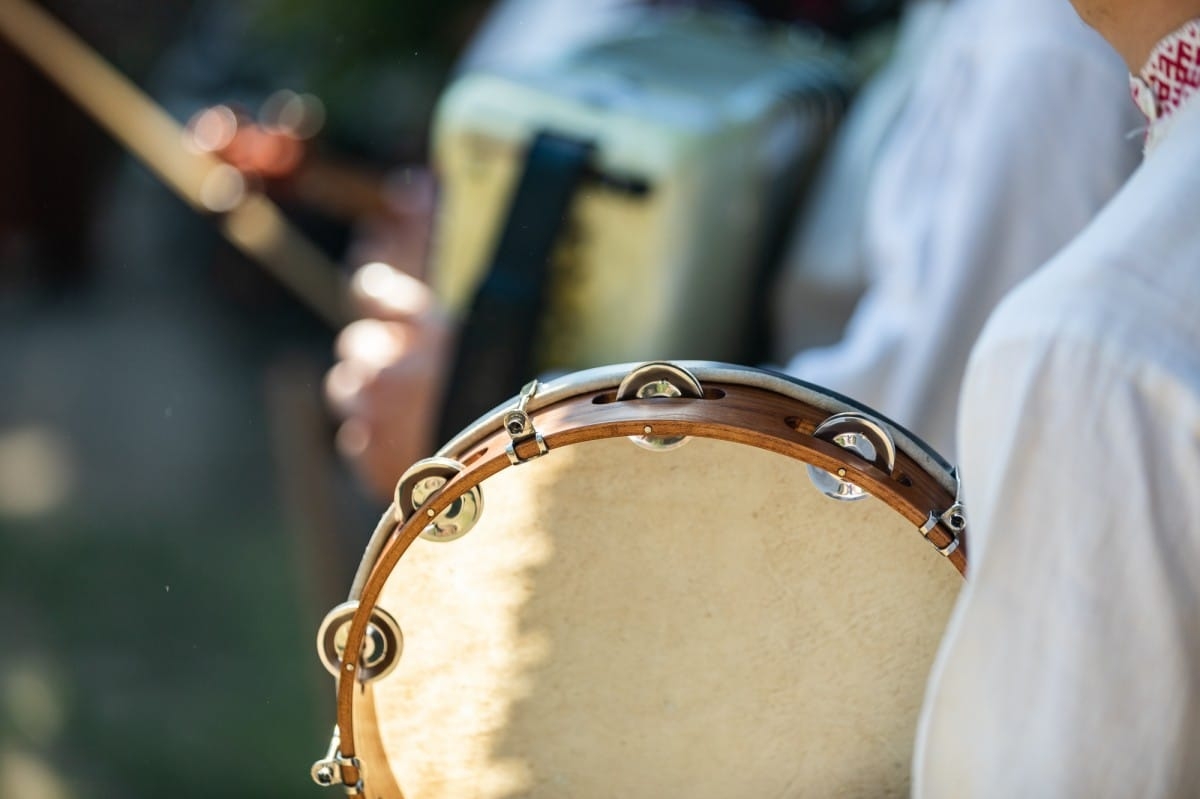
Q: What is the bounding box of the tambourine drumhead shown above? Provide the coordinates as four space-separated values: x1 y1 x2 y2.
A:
349 368 964 798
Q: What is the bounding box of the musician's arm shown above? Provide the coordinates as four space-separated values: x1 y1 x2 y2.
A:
782 35 1139 454
913 290 1200 796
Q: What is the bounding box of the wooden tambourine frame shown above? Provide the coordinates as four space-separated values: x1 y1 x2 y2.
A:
312 362 967 797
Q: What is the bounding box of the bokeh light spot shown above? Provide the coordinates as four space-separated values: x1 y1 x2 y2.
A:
3 659 64 746
0 426 75 519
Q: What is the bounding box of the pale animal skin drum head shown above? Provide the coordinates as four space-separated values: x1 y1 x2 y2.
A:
357 436 962 798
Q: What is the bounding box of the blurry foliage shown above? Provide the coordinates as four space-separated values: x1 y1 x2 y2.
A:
250 0 487 68
246 0 489 158
0 512 325 798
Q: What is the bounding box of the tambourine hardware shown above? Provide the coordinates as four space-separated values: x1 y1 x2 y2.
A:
395 457 483 542
806 412 898 502
616 362 704 451
311 726 364 790
316 601 403 682
919 468 967 558
315 363 968 798
505 379 548 464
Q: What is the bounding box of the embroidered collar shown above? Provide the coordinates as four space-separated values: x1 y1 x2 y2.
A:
1130 19 1200 149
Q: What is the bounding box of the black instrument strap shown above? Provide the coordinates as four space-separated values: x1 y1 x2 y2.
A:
436 132 594 442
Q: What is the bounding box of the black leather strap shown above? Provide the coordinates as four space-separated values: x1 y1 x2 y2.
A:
437 132 593 441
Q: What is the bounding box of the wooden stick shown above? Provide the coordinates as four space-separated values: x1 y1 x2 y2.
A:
0 0 352 328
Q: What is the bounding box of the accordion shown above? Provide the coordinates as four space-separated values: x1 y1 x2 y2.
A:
428 11 853 433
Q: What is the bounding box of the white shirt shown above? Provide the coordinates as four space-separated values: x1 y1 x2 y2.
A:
914 86 1200 798
783 0 1141 457
772 0 949 355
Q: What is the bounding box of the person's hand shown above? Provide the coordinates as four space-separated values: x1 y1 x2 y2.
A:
325 262 454 499
186 103 306 179
343 168 436 281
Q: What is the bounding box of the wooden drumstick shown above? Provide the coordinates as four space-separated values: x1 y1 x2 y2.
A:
0 0 352 329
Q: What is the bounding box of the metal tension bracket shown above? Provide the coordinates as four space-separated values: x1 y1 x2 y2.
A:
311 726 364 793
918 468 966 558
505 379 548 465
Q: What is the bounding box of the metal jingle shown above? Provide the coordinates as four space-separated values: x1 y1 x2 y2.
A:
806 412 897 502
316 601 403 682
615 362 703 451
395 457 483 542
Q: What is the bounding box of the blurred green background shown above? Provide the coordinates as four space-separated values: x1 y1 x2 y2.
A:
0 1 480 796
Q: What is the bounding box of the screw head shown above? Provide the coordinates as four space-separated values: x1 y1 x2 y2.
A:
504 411 526 435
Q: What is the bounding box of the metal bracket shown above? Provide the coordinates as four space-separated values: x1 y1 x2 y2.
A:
918 469 966 557
311 727 365 792
505 379 548 464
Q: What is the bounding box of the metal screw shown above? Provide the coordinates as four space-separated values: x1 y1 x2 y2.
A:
643 426 652 434
837 468 846 477
315 767 334 786
504 412 525 435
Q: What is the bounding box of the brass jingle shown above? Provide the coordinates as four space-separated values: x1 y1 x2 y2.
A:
616 362 703 451
806 412 897 502
316 601 403 682
395 457 483 542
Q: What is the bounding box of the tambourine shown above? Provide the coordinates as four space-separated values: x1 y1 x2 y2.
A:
311 362 966 798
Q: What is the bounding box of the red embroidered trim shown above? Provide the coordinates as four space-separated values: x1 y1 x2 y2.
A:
1130 19 1200 125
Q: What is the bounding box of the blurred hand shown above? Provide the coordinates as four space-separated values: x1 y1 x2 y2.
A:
186 104 305 179
325 262 454 499
344 168 436 281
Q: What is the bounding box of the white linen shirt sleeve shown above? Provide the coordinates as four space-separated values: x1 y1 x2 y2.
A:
784 15 1139 456
913 276 1200 796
